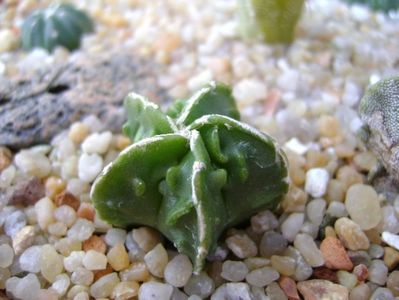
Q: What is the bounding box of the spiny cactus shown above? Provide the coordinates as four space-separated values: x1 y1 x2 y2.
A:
91 82 289 272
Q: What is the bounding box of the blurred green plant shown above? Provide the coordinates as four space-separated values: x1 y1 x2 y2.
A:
344 0 399 12
239 0 305 44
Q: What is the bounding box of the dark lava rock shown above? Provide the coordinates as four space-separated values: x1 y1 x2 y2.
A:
0 50 169 148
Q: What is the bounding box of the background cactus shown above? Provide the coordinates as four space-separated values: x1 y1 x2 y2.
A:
358 76 399 181
21 4 94 52
344 0 399 13
91 82 289 272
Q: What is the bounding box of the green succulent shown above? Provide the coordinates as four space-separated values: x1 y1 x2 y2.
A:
358 76 399 181
21 4 94 52
91 82 288 272
344 0 399 13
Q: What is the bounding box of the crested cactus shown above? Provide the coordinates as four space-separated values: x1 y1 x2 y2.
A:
91 82 289 272
21 4 94 52
358 76 399 181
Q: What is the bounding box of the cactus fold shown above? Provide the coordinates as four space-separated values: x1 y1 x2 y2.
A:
21 4 94 52
91 82 288 272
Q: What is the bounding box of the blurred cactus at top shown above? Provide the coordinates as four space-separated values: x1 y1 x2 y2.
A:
344 0 399 13
239 0 304 44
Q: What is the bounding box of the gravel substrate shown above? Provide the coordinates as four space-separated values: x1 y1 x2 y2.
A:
1 0 399 299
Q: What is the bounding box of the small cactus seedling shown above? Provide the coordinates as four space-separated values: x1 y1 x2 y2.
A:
91 82 289 272
358 76 399 181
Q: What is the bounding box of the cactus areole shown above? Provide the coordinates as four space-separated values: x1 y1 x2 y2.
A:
91 82 289 272
21 4 94 52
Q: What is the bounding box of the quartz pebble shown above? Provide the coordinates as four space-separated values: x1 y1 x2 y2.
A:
164 254 193 287
90 272 120 298
305 168 329 198
0 244 14 268
120 262 150 282
281 213 304 242
64 251 85 272
297 280 348 300
35 197 55 230
337 270 357 290
382 232 399 251
293 233 324 267
14 273 41 300
250 210 278 233
81 131 113 154
266 282 288 300
245 266 279 287
384 247 399 270
350 283 371 300
139 282 174 300
345 184 381 230
112 281 140 299
67 218 95 241
54 205 77 227
368 260 388 285
107 243 130 271
20 245 42 273
41 244 64 283
226 233 257 258
12 225 36 255
105 228 128 247
51 273 70 297
259 231 288 257
184 272 215 298
211 282 253 300
71 267 94 286
370 288 394 300
306 199 326 226
78 153 103 182
279 276 300 300
320 236 353 271
220 260 249 282
144 243 168 278
132 227 162 252
335 217 370 250
4 210 27 237
82 250 107 270
14 150 51 178
387 271 399 296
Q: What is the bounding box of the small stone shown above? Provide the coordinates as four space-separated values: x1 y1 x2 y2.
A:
349 283 371 300
64 251 85 272
82 250 107 270
50 273 70 297
212 282 253 300
233 79 267 104
41 244 64 283
345 184 381 230
281 213 304 242
82 131 113 154
55 237 82 256
164 254 193 287
8 177 45 206
369 244 384 259
14 273 41 300
67 218 95 241
320 236 353 271
327 201 348 218
243 257 270 271
54 205 77 227
93 264 113 282
270 255 296 277
0 244 14 268
245 266 279 287
14 150 51 178
318 115 340 138
19 245 42 273
232 55 255 78
45 176 66 200
312 267 338 282
370 288 394 300
12 225 35 255
279 276 300 300
48 222 68 237
54 191 80 211
326 179 346 203
71 267 94 286
139 282 173 300
0 147 12 171
78 153 103 182
37 289 59 300
69 122 90 144
368 260 388 285
297 280 348 300
353 264 369 282
77 203 95 221
353 151 378 172
226 233 257 259
305 168 329 198
266 282 288 300
4 210 27 237
294 233 324 267
336 166 364 191
250 210 278 234
66 178 89 197
120 262 150 282
35 197 55 230
107 243 130 271
306 199 327 227
335 217 370 250
220 260 249 282
0 29 19 53
281 186 308 213
285 246 313 281
82 235 106 253
67 285 89 299
144 243 168 278
387 271 399 296
347 251 372 267
380 206 399 234
105 228 128 247
112 281 140 300
337 270 357 290
259 231 288 258
382 232 399 251
90 272 120 298
384 247 399 270
184 272 215 298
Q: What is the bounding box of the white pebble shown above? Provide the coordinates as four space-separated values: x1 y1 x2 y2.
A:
90 272 120 298
144 243 168 278
305 168 329 198
212 283 253 300
164 254 193 287
245 267 279 287
381 232 399 251
20 246 42 273
64 251 85 272
368 260 388 285
281 213 305 242
139 282 174 300
71 267 94 286
14 150 51 178
184 272 215 298
35 197 55 230
67 219 95 241
306 199 327 226
380 206 399 234
4 210 27 237
232 55 255 78
327 201 348 218
294 233 324 267
14 273 41 300
104 228 127 247
233 79 267 104
81 131 113 154
82 250 107 270
78 153 103 182
54 205 77 228
51 273 70 297
220 260 249 282
0 244 14 268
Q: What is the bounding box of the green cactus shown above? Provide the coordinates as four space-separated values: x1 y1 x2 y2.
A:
249 0 305 44
21 4 94 52
91 82 288 272
358 76 399 181
344 0 399 13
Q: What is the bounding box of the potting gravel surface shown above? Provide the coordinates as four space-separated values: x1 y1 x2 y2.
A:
1 0 399 299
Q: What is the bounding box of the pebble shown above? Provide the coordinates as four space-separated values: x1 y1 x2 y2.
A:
279 276 300 300
0 244 14 268
35 197 55 230
318 115 340 138
83 235 107 253
306 199 327 226
54 205 77 228
349 283 371 300
370 288 394 300
164 254 193 287
211 282 253 300
353 264 369 282
387 271 399 296
293 233 324 267
266 282 288 300
4 210 27 237
326 179 345 203
139 282 174 300
297 280 348 300
368 260 388 285
76 203 95 221
14 273 41 300
220 260 249 282
66 178 89 197
184 272 215 298
107 243 130 271
327 201 348 218
305 168 329 198
69 122 90 144
112 281 140 299
90 272 120 298
54 191 80 211
67 218 95 241
78 153 103 182
281 213 304 242
226 233 257 259
82 250 107 270
0 147 12 171
335 217 370 250
51 273 70 297
380 206 399 234
250 210 278 234
345 184 381 230
382 232 399 251
281 185 308 212
12 226 35 256
384 247 399 270
336 166 364 191
105 228 128 247
232 79 267 104
19 245 42 273
81 131 113 154
7 176 45 206
271 255 296 276
353 151 378 172
41 244 64 283
120 262 150 282
320 236 353 271
71 267 94 286
67 285 89 299
132 227 162 253
245 266 279 287
369 244 384 259
144 243 168 278
48 222 68 236
14 150 52 178
337 270 357 290
284 246 313 281
259 231 288 257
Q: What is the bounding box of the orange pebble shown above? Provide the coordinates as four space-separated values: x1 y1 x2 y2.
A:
54 191 80 211
77 203 95 221
320 236 353 271
93 264 113 282
279 276 300 300
83 235 107 254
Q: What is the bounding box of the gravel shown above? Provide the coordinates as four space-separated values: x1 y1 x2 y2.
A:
1 0 399 298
